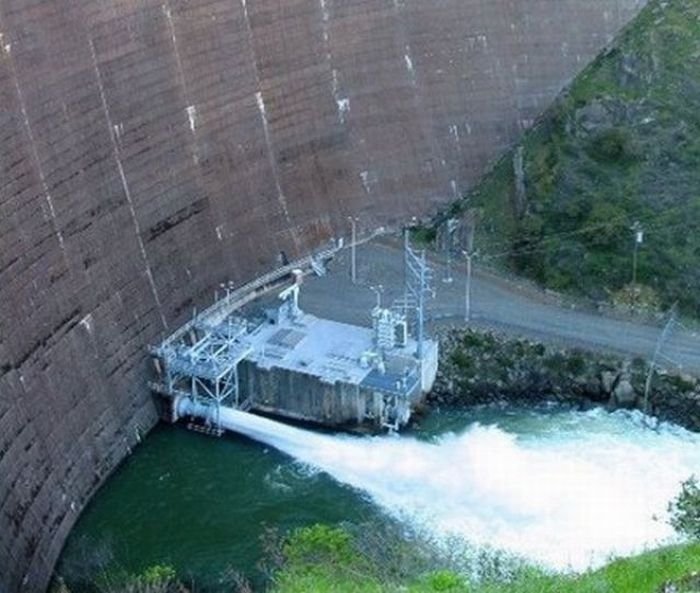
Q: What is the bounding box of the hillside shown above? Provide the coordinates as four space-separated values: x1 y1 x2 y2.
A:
448 0 700 315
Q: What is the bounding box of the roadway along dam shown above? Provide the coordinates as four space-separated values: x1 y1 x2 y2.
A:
0 1 646 590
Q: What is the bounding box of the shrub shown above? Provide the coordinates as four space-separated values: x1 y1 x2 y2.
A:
410 226 437 247
669 477 700 539
139 565 177 587
587 127 637 163
283 524 357 569
425 570 467 592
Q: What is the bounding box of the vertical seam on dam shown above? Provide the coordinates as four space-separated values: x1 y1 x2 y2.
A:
7 45 68 259
162 2 200 151
240 0 300 252
88 37 168 331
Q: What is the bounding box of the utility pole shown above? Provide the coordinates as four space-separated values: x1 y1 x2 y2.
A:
643 304 678 424
463 251 473 322
462 211 477 323
631 221 644 286
349 216 358 284
443 218 459 284
444 245 453 284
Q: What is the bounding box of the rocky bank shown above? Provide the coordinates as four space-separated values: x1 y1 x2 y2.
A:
430 328 700 431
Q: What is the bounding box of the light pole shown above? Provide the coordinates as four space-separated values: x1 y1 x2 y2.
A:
462 212 477 324
443 247 453 284
443 218 459 284
348 216 358 284
462 250 473 323
370 284 383 309
220 281 234 305
631 221 644 286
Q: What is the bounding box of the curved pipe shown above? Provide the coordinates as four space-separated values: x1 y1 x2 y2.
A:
176 397 213 422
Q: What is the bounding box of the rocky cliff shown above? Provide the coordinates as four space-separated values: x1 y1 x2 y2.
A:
446 0 700 315
0 1 645 590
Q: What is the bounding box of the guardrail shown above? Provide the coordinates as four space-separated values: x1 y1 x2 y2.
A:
158 243 340 348
155 225 389 349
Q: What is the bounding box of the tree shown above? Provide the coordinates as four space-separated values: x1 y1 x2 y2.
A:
669 476 700 539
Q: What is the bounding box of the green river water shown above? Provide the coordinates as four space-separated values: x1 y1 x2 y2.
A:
56 405 700 590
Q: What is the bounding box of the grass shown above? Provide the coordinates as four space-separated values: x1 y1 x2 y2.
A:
272 542 700 593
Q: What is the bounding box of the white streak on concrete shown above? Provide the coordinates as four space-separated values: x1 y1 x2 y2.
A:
321 2 347 127
320 0 330 42
337 98 350 125
256 91 292 222
215 225 224 241
450 124 460 145
80 314 94 334
360 171 372 194
332 68 340 98
9 53 66 252
0 33 10 54
451 179 459 199
164 5 192 119
239 0 297 250
163 4 186 86
89 38 168 330
404 46 416 86
186 105 197 132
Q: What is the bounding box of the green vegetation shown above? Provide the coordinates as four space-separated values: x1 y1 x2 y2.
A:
670 476 700 540
52 563 182 593
409 225 438 247
53 522 700 593
271 525 700 593
435 0 700 316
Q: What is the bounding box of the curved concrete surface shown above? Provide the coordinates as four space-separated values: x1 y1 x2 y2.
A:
0 1 645 590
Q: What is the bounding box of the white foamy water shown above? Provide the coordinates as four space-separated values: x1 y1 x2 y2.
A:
218 406 700 572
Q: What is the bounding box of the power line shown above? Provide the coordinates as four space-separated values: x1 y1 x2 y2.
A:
477 214 694 262
471 196 700 256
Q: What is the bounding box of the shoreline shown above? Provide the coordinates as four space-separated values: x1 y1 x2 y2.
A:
428 327 700 432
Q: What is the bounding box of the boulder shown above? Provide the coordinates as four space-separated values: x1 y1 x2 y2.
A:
576 100 611 133
613 378 637 407
601 370 619 394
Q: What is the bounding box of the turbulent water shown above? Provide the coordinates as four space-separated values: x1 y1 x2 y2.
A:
219 406 700 572
58 405 700 588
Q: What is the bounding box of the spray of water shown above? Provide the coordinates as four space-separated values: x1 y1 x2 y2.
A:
216 406 700 572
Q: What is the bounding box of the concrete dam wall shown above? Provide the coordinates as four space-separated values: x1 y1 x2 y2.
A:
0 0 646 590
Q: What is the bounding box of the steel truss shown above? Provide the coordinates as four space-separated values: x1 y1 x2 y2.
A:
150 317 253 427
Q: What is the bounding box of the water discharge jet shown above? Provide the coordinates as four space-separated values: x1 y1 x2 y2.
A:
178 398 700 573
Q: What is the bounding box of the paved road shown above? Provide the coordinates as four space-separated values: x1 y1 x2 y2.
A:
299 238 700 375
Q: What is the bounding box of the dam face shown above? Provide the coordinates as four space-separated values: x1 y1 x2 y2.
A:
0 0 645 590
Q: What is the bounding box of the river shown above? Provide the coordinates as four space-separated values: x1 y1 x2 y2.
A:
56 404 700 590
